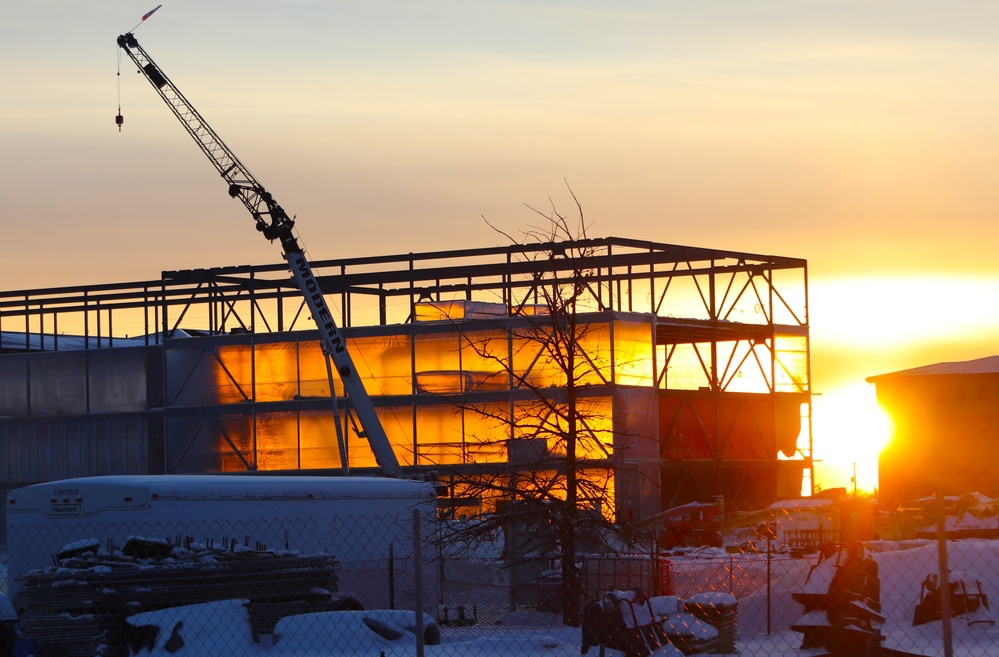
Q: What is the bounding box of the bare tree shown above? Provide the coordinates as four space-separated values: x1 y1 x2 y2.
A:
436 188 635 626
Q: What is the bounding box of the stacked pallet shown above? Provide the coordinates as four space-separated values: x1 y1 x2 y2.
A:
17 536 340 657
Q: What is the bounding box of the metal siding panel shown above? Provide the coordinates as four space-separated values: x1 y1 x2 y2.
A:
0 358 28 416
29 353 87 416
15 425 34 482
66 422 87 479
0 427 9 481
88 349 148 412
93 421 112 476
166 343 252 406
0 416 150 485
44 422 66 480
165 411 226 473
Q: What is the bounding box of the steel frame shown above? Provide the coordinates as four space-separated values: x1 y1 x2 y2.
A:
0 236 812 491
0 237 806 341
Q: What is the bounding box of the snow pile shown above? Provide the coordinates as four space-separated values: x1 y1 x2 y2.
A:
873 540 999 625
0 593 15 623
121 602 584 657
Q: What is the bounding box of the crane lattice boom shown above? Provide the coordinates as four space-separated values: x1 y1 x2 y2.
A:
117 32 402 477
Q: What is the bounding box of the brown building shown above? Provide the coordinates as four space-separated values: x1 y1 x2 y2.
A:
868 355 999 510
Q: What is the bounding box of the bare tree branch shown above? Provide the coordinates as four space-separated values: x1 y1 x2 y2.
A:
433 188 653 626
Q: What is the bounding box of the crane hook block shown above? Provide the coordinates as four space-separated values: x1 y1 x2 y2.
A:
115 113 124 132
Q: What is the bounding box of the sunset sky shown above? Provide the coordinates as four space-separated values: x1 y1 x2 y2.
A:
3 2 999 494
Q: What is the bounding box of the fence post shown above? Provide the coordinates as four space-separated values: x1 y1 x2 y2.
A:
388 542 395 609
660 557 671 596
508 522 517 612
766 536 772 635
936 493 953 657
650 541 659 596
413 510 425 657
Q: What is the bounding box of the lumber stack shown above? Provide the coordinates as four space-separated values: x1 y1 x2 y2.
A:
17 536 340 657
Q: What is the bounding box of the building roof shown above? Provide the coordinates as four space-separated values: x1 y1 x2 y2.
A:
867 355 999 383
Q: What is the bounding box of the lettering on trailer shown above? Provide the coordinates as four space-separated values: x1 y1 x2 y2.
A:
53 489 79 496
50 504 82 516
292 254 346 355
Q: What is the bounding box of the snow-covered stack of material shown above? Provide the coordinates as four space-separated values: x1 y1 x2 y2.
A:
684 592 737 653
16 535 341 657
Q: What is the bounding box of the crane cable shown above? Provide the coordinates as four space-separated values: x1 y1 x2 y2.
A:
115 45 124 132
117 5 163 131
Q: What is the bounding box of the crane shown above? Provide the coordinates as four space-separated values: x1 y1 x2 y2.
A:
116 32 402 477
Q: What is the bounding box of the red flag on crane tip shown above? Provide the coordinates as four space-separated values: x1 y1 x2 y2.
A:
141 5 162 21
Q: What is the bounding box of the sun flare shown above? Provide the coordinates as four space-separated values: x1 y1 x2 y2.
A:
812 382 893 494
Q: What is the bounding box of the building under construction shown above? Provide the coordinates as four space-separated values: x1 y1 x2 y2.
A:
0 237 812 530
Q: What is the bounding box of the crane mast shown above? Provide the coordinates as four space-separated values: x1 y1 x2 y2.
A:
117 32 401 477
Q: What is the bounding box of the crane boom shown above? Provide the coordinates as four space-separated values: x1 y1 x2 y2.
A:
117 32 401 477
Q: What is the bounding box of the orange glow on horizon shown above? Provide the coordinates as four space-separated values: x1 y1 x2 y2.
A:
811 276 999 350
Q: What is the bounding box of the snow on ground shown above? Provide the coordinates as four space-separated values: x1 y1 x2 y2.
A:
751 538 999 656
871 540 999 655
105 600 848 657
113 602 600 657
5 540 999 656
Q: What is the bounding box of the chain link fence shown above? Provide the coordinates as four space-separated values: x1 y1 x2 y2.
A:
1 511 440 657
4 514 999 656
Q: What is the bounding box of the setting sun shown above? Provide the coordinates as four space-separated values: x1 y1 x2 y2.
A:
806 274 999 496
812 381 893 494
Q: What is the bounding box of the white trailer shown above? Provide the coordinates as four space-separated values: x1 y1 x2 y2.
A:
5 474 437 609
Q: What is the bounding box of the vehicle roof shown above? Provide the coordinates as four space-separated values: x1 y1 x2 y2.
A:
13 474 434 501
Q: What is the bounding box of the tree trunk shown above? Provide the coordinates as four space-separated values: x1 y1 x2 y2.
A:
561 326 582 626
559 511 581 626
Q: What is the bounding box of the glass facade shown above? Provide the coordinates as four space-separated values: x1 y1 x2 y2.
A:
162 312 657 474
